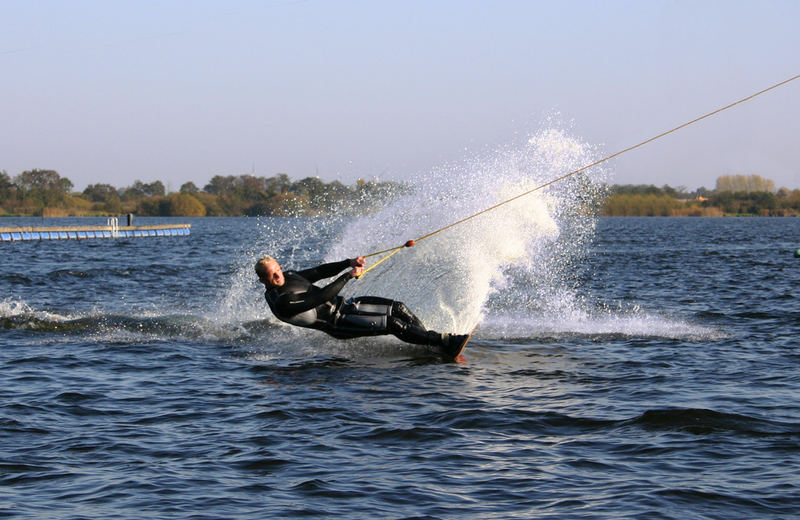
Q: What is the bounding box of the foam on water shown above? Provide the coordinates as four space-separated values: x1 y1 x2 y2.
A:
481 309 722 341
0 298 71 323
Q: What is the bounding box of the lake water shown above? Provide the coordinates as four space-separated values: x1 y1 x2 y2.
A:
1 215 799 519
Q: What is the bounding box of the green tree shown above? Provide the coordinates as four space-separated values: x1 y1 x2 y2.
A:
83 183 119 202
236 175 269 202
122 180 165 200
121 181 145 199
611 184 664 196
264 173 291 195
265 192 309 216
747 191 777 214
14 169 73 208
193 192 223 216
162 193 206 216
203 175 237 195
83 183 122 214
0 170 14 200
290 177 328 211
144 180 165 197
716 174 776 193
180 181 199 193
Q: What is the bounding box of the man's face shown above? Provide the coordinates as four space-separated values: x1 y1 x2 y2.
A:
264 260 285 287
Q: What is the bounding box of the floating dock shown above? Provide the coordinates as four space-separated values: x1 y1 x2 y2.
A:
0 218 190 242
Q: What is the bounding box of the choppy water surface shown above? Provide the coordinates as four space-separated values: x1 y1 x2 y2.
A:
2 131 799 518
2 215 798 520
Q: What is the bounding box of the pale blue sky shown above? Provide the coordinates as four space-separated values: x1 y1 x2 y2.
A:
2 0 798 190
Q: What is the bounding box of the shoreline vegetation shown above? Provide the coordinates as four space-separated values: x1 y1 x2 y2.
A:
1 169 798 218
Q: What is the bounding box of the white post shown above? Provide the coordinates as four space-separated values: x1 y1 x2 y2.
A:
107 217 119 238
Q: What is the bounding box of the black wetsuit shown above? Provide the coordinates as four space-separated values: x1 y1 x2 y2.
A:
264 259 444 346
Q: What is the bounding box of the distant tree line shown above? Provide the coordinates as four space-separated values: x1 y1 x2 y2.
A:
0 169 409 217
1 170 798 217
602 175 800 216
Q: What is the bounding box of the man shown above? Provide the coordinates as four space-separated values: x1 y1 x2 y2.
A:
255 256 469 357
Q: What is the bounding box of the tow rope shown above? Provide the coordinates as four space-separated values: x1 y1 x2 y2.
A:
357 73 799 279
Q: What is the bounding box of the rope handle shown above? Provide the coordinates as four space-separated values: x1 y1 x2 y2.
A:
356 240 416 278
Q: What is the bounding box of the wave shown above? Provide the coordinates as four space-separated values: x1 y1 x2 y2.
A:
0 298 280 344
1 290 720 356
2 265 182 284
415 406 800 438
1 300 717 353
623 408 800 436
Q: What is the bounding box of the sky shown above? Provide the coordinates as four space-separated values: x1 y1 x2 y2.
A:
2 0 798 191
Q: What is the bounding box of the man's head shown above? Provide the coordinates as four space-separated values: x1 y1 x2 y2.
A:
255 256 285 287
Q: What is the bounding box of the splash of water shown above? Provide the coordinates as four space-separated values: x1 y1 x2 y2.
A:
328 123 610 334
0 297 71 323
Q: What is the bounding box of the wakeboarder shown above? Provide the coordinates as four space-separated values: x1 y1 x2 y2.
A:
255 256 469 357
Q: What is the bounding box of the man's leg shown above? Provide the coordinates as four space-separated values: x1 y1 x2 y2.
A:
346 296 427 329
335 296 442 346
390 301 426 329
333 296 466 352
386 316 444 346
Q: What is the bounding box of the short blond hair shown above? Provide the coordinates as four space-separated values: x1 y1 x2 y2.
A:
254 256 277 279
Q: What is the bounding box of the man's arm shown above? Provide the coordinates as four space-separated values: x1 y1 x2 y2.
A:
295 259 352 283
273 272 353 316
